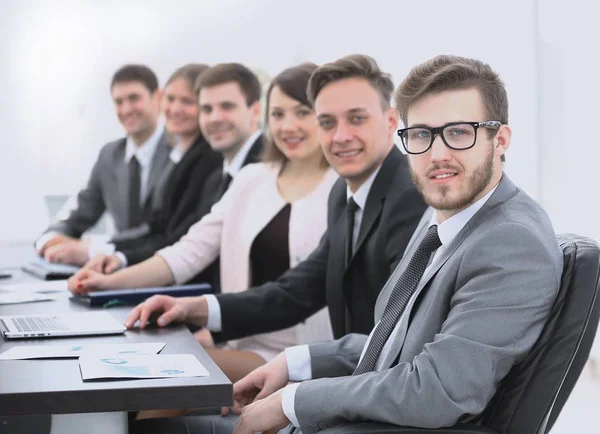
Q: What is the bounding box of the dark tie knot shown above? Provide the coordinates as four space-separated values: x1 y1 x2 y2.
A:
346 197 359 215
421 225 442 254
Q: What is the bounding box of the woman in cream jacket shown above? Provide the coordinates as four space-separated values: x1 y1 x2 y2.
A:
69 63 337 380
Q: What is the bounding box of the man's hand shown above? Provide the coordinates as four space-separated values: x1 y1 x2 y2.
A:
67 268 114 294
44 241 90 266
232 352 290 414
37 234 76 256
123 295 206 329
233 389 289 434
86 254 123 274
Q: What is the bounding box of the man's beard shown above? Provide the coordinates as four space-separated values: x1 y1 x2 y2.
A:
410 145 494 212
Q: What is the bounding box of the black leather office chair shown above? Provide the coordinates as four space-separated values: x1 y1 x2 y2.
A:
320 234 600 434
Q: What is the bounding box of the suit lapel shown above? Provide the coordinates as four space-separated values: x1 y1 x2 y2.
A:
350 147 404 264
416 174 519 294
241 134 264 167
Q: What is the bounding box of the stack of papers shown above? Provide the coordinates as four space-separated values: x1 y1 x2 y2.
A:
79 354 209 380
0 342 166 360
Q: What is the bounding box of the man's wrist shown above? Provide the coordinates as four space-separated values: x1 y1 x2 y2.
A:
186 296 209 327
113 252 127 269
281 383 301 427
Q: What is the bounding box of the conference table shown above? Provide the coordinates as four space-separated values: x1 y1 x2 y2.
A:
0 242 232 434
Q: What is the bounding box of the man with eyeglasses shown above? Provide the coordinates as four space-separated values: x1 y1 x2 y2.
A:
223 55 562 434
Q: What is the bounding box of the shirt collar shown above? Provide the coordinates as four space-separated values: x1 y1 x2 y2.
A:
124 127 163 168
169 143 186 164
346 165 382 210
428 183 500 247
223 130 262 177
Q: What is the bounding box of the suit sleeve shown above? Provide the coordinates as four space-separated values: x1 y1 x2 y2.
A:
292 224 561 433
308 333 369 379
45 152 107 238
213 232 329 342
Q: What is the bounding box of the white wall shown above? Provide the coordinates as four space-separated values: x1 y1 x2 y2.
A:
538 0 600 240
0 0 539 240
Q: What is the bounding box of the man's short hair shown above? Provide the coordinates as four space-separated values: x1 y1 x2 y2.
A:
307 54 394 109
193 63 261 106
110 64 159 93
394 55 508 161
394 55 508 129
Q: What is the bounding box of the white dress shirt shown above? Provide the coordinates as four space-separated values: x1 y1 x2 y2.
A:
282 183 500 427
223 129 262 178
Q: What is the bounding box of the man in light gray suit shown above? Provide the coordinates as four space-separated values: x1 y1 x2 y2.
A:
223 55 563 434
36 64 170 266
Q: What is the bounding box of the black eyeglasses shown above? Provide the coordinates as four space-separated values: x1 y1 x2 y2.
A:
397 121 502 155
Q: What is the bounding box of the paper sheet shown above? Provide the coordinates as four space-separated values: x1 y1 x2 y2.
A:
0 292 55 305
79 354 209 380
0 280 68 294
0 342 166 360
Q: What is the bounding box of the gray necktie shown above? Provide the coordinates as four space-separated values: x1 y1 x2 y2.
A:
353 225 441 375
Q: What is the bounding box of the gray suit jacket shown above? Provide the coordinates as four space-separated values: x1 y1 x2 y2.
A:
44 131 171 238
293 175 563 433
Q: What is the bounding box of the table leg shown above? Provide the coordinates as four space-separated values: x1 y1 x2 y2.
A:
50 412 127 434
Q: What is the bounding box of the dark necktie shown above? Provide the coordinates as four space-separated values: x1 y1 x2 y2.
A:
217 173 233 200
353 225 442 375
128 156 142 227
346 197 359 266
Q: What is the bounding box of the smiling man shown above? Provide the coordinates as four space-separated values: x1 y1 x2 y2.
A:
36 64 171 266
224 55 563 434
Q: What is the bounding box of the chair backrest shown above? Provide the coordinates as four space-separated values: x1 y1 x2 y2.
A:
479 234 600 434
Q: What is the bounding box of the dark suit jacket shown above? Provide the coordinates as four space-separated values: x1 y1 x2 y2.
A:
42 131 171 238
186 133 264 291
214 146 428 340
112 135 222 265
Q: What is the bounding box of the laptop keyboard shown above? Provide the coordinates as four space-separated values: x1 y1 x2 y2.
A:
12 316 67 332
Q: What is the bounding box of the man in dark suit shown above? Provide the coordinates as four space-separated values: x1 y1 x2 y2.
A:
85 64 264 289
36 64 170 266
124 55 427 344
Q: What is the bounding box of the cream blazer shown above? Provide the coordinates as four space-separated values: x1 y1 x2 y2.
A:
159 162 338 360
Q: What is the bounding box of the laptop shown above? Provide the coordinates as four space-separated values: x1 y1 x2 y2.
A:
0 312 126 339
71 283 212 307
22 257 80 280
